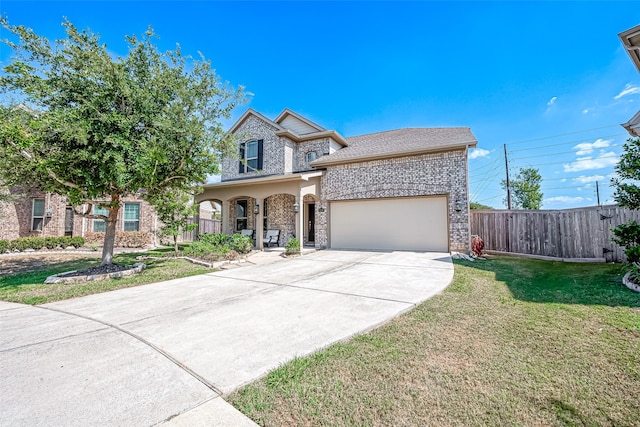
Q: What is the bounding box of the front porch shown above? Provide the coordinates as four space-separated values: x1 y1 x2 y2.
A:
195 172 326 252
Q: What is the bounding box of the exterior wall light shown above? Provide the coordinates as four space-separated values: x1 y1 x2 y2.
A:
254 203 260 215
454 200 464 212
293 202 300 213
45 208 53 218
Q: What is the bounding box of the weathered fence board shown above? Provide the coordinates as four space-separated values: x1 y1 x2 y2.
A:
470 205 640 262
182 217 221 241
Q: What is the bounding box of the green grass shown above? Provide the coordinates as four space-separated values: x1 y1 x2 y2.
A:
228 256 640 427
0 247 212 304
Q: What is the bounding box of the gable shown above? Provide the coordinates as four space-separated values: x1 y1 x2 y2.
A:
279 115 321 135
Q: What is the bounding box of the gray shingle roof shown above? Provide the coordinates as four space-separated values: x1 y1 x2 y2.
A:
311 127 478 166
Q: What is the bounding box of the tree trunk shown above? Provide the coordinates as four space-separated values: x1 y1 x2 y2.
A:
101 195 121 266
173 235 179 254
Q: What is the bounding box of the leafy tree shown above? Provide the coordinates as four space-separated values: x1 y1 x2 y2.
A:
611 137 640 281
470 202 493 210
0 18 244 265
147 188 198 254
501 167 543 210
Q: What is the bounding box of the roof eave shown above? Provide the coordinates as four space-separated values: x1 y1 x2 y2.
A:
203 171 324 189
619 25 640 72
310 141 477 167
275 129 348 146
229 108 284 134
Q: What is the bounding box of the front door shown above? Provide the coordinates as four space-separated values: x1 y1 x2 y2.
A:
308 203 315 242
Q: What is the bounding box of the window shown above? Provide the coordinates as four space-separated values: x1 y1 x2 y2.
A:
32 199 45 231
263 198 268 230
92 205 108 232
306 151 317 163
124 203 140 231
236 199 248 231
239 139 263 173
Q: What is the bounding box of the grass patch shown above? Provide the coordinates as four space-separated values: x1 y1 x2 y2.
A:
0 247 211 304
228 256 640 426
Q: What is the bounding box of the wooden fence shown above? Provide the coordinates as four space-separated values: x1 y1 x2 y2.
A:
182 217 221 242
470 205 640 262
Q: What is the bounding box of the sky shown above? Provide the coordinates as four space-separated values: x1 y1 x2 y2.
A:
1 1 638 209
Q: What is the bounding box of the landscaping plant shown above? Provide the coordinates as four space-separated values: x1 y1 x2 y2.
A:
0 17 244 266
611 137 640 283
285 237 300 255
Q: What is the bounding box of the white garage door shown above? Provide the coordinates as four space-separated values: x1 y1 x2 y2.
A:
329 197 449 251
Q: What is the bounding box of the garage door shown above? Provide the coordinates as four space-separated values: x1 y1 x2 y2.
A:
329 196 449 251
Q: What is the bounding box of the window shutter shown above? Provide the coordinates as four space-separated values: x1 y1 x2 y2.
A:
257 139 264 170
238 143 245 174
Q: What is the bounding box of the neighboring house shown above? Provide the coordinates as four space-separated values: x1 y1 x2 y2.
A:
0 186 159 244
196 108 478 252
619 25 640 137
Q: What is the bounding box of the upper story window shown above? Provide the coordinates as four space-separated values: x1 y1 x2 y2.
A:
239 139 264 173
32 199 45 231
306 151 317 163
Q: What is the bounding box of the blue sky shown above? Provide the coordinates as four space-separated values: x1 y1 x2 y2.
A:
1 1 638 209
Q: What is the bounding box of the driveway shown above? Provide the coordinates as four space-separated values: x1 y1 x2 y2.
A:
0 250 453 426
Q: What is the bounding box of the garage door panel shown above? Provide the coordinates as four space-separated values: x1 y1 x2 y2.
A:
330 197 448 251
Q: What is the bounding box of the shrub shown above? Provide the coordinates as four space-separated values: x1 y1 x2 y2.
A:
200 233 231 246
285 237 300 255
44 237 59 249
84 232 104 244
9 237 33 251
70 236 85 248
183 241 229 258
0 240 8 254
230 234 253 254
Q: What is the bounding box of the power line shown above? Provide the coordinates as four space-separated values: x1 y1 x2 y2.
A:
501 124 622 147
508 133 626 153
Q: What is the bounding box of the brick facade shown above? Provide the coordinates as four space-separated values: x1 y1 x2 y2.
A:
318 151 469 251
209 109 474 252
0 188 159 245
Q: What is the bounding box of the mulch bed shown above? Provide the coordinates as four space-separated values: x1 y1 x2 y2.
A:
57 263 133 278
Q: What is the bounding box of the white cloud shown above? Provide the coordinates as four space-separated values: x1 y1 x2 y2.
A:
614 83 640 100
582 108 589 114
469 148 490 159
547 96 557 106
563 151 618 172
573 138 611 155
560 178 567 182
574 174 604 184
544 196 586 204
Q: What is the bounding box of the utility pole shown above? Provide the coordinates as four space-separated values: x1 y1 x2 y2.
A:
504 144 512 209
596 181 601 206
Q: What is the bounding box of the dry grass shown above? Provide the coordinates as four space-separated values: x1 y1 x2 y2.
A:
228 257 640 426
0 249 211 304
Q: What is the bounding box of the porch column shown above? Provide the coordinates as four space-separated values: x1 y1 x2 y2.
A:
295 190 304 252
255 199 263 250
222 200 232 235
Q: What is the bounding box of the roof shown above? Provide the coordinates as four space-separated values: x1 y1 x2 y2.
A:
622 110 640 137
619 25 640 72
310 127 478 167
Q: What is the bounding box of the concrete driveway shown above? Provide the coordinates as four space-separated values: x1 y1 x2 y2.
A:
0 250 453 426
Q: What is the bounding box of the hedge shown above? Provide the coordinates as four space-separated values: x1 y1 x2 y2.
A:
1 236 85 253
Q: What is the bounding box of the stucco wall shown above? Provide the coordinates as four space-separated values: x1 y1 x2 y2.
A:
318 150 470 251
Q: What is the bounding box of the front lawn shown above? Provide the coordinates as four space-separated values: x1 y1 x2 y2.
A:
0 247 211 305
228 256 640 426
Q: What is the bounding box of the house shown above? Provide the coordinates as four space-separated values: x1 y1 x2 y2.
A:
196 108 478 252
0 186 158 243
619 25 640 137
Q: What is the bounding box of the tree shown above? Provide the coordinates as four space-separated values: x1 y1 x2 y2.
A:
611 137 640 282
147 188 198 254
501 167 543 210
470 202 493 210
0 18 244 265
